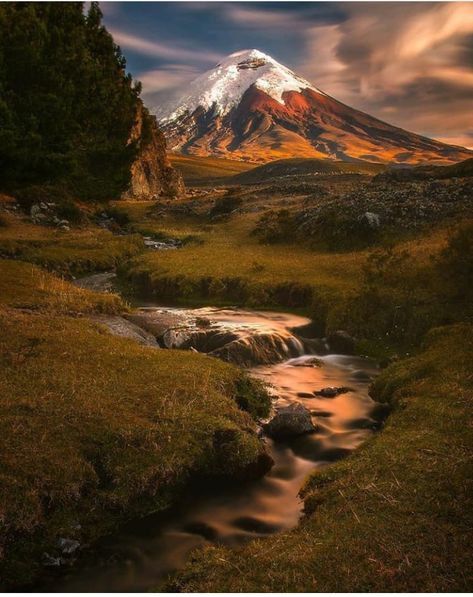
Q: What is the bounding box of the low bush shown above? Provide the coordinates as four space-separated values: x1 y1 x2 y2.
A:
252 209 297 244
209 189 243 218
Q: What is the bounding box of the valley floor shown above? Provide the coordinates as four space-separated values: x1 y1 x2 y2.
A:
0 179 472 590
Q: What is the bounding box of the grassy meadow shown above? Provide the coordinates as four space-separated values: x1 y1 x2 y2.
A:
0 209 271 588
0 169 471 590
169 153 256 185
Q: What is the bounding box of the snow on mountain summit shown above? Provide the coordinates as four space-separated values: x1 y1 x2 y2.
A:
159 49 322 123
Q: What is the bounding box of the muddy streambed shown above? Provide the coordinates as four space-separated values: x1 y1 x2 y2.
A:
42 300 382 592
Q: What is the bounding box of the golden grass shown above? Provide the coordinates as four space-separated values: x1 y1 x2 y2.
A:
123 212 452 308
0 215 144 276
0 308 267 587
169 153 256 183
0 259 123 314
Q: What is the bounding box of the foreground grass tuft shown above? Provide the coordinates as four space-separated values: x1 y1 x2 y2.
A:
0 259 124 314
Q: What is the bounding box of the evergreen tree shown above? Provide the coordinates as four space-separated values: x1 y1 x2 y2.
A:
0 2 142 199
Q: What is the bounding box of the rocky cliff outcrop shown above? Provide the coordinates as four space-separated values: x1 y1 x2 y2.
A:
122 102 184 200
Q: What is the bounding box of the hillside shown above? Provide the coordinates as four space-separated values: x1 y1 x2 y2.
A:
232 158 385 185
375 156 473 182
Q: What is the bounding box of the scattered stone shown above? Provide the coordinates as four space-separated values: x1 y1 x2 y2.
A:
290 356 322 367
195 317 211 327
143 236 181 250
125 309 189 341
30 203 41 218
301 337 329 354
263 402 316 439
91 315 159 347
360 211 381 229
297 392 315 398
42 553 63 567
73 272 117 293
57 537 80 555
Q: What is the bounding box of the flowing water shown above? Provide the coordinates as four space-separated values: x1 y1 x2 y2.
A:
42 307 381 592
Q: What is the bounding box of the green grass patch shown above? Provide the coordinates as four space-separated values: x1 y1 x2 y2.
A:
120 212 452 319
0 215 144 276
0 308 270 588
170 323 473 592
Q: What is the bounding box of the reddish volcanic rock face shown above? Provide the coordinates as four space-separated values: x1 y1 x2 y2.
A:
158 50 472 165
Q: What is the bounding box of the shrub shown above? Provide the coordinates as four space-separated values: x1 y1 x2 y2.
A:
209 189 243 218
436 221 473 304
252 209 297 244
103 206 131 228
56 199 86 224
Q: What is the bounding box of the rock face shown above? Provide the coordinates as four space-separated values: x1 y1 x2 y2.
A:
327 330 356 355
122 102 184 200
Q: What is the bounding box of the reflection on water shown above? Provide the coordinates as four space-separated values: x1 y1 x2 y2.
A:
44 308 380 592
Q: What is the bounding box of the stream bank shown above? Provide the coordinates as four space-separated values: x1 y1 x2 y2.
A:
38 274 383 592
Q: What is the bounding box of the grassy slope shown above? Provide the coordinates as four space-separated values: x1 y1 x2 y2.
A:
120 205 450 310
0 258 270 588
171 323 473 592
169 153 256 185
0 210 144 276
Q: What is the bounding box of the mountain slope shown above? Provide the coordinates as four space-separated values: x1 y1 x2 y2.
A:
157 49 472 165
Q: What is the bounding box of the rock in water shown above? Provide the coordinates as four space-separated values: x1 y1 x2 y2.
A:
314 386 352 398
263 403 316 439
122 101 184 200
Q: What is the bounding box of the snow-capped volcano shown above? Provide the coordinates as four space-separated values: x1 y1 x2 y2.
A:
160 49 323 123
157 49 472 165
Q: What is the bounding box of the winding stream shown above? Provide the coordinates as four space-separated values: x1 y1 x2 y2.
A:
43 304 381 592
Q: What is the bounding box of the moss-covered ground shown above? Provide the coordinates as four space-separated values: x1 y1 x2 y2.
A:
0 209 144 277
0 235 270 588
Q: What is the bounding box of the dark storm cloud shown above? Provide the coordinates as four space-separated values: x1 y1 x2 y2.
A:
101 2 473 148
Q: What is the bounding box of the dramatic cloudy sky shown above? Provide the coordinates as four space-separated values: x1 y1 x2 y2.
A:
101 2 473 148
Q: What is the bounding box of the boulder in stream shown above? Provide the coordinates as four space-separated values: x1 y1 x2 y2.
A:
314 386 353 398
263 403 316 440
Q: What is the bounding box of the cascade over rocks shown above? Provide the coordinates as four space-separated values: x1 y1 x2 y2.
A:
124 307 307 366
